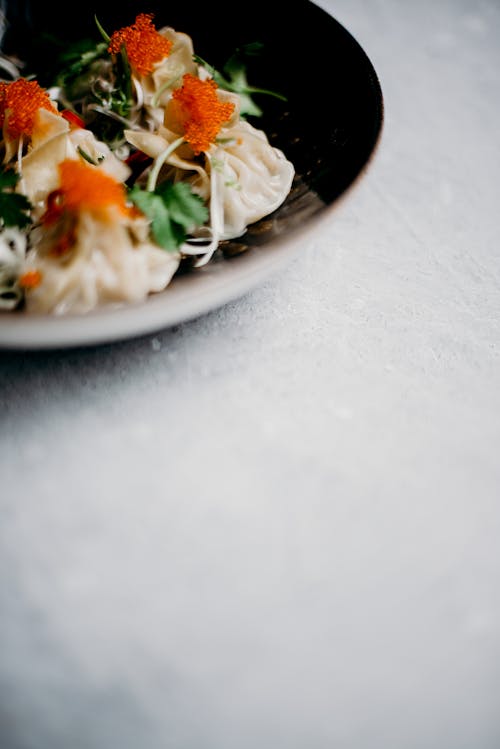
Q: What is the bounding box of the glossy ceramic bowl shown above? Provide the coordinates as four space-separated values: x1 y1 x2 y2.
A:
0 0 383 348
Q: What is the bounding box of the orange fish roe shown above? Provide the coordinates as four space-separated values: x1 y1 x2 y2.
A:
0 79 58 139
172 74 235 155
107 13 173 76
18 269 42 289
42 159 131 226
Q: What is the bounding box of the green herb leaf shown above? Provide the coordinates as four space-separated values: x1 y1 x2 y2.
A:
51 17 133 144
194 42 287 118
129 182 208 251
94 14 111 44
0 169 33 229
56 39 108 85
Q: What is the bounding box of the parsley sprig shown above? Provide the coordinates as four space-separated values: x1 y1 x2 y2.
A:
128 138 209 253
194 42 287 118
128 136 208 252
0 169 33 230
129 181 208 252
51 16 134 146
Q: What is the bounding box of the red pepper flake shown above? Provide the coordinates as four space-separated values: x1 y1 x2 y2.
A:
107 13 173 76
61 109 85 130
0 78 58 139
172 74 235 155
42 159 131 226
125 149 152 168
19 269 42 289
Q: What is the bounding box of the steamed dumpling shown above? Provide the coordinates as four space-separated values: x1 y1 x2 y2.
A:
206 119 295 239
124 108 294 241
24 212 180 315
20 109 131 216
21 158 179 314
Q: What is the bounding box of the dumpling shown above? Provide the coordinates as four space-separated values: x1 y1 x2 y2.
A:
124 77 294 260
20 109 131 216
142 27 198 124
22 159 180 314
24 214 180 314
204 119 295 240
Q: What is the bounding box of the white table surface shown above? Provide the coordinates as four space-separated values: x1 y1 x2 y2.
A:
1 0 500 747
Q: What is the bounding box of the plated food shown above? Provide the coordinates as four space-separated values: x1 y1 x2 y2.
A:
0 0 383 349
0 11 295 315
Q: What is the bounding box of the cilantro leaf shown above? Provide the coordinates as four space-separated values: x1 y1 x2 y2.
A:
155 181 208 228
129 182 208 251
0 169 33 229
50 17 133 145
55 39 108 87
0 170 19 190
131 190 185 249
194 42 287 118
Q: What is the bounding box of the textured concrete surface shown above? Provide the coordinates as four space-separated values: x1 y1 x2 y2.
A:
1 0 500 747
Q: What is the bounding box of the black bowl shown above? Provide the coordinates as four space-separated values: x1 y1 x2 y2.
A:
0 0 384 348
